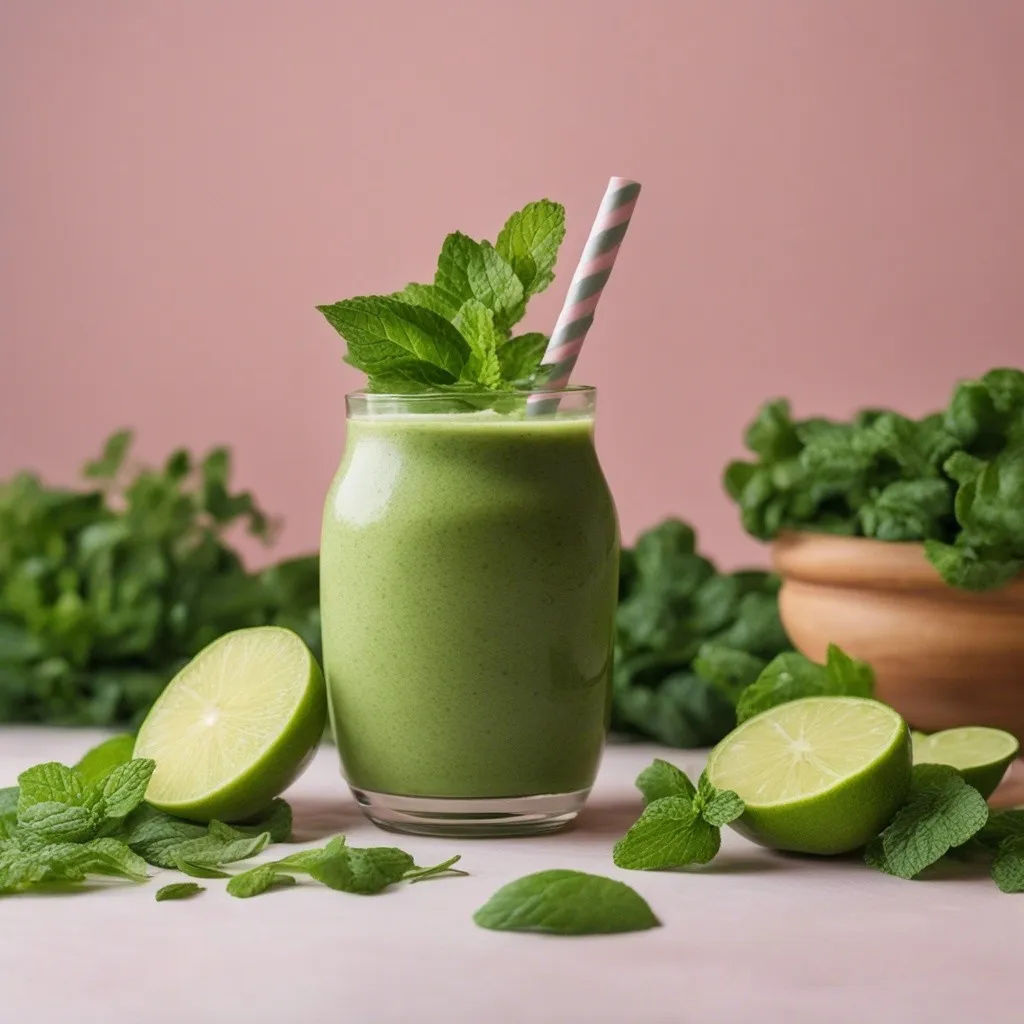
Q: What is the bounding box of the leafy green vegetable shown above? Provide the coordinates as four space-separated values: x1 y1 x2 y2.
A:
727 367 1024 590
613 518 792 748
156 882 205 901
634 758 696 806
613 764 744 870
0 432 321 726
166 821 271 869
317 200 567 393
473 870 660 935
991 837 1024 894
226 864 297 899
864 764 989 879
403 855 467 883
734 644 875 723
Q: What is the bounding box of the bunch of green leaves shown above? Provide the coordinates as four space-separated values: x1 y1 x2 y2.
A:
317 199 565 395
0 430 321 726
613 518 792 748
0 736 293 896
725 367 1024 591
613 761 744 870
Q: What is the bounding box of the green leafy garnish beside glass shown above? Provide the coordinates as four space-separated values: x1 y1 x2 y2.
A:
726 366 1024 591
316 199 565 393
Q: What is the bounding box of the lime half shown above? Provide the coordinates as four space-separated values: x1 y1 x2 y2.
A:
136 627 327 823
912 726 1019 799
706 696 911 855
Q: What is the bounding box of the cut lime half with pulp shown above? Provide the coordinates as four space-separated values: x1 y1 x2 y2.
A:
705 696 911 855
135 626 327 823
912 726 1019 799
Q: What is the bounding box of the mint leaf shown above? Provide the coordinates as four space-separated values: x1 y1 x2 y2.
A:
824 643 875 697
17 762 88 814
120 805 208 868
977 809 1024 851
74 735 136 785
635 759 696 806
992 837 1024 893
396 282 462 320
317 296 469 381
497 332 548 385
452 299 505 389
36 838 149 882
232 799 292 844
0 842 49 892
613 796 720 870
99 758 155 820
156 882 205 901
169 821 270 868
336 846 415 894
495 199 565 299
735 652 829 723
174 859 230 879
864 764 989 879
693 773 745 827
404 854 467 883
227 863 297 899
692 643 767 703
17 802 100 846
0 788 17 840
474 870 659 935
434 233 525 332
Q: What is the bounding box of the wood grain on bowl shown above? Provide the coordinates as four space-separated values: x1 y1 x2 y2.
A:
772 532 1024 739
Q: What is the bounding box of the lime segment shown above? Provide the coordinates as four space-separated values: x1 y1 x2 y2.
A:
135 627 327 823
706 696 911 855
912 726 1019 798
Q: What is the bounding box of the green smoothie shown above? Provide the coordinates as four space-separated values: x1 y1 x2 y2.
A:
320 403 618 801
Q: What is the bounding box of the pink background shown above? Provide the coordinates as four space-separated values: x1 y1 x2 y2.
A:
2 1 1022 568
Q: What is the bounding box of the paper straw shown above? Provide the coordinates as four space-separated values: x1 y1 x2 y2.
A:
529 176 642 409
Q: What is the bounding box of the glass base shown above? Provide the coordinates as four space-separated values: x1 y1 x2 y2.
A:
350 786 590 837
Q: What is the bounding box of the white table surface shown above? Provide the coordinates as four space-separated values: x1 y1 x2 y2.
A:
1 727 1019 1024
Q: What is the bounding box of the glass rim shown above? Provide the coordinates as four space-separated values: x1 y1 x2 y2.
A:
346 384 596 401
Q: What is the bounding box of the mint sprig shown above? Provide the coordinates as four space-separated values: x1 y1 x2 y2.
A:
864 764 989 879
613 764 744 871
156 882 205 901
317 199 566 393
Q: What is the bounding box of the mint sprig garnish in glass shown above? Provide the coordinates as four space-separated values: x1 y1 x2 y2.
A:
317 181 641 836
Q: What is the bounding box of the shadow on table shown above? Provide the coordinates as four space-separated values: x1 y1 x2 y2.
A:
287 797 364 842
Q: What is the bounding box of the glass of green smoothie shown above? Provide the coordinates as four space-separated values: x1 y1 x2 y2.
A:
320 386 619 836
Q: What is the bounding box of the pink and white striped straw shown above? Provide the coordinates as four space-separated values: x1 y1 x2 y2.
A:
529 176 642 408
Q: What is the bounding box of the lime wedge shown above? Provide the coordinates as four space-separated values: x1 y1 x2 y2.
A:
912 726 1019 799
705 696 911 855
135 627 327 823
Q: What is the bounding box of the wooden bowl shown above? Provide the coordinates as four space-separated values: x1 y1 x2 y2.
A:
772 532 1024 739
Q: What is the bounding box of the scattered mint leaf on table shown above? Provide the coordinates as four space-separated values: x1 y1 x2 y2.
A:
156 882 205 902
404 855 467 883
120 805 208 868
227 864 297 899
74 735 136 785
474 870 659 936
991 837 1024 894
167 821 271 868
864 764 989 879
173 859 230 880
